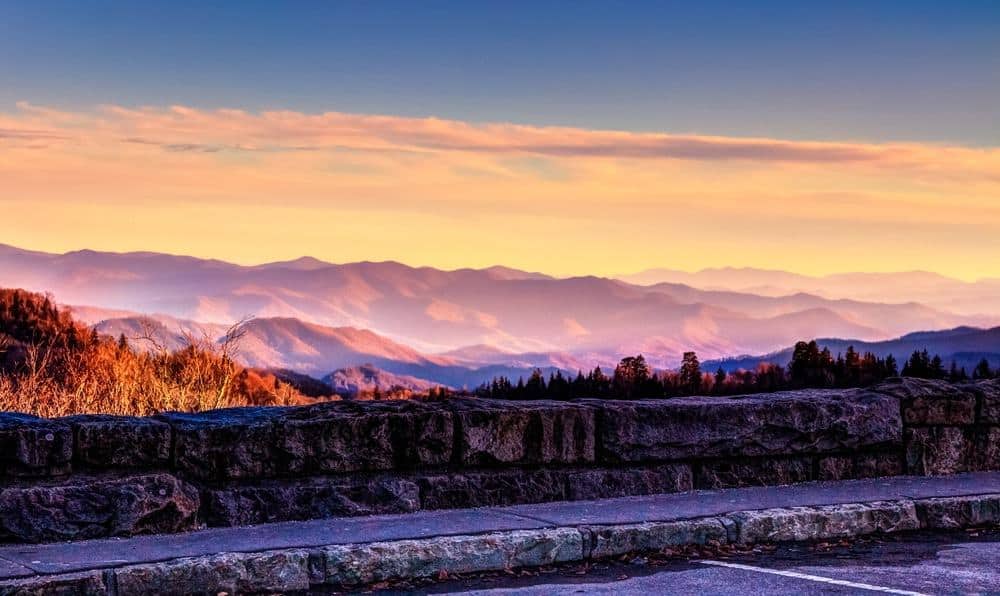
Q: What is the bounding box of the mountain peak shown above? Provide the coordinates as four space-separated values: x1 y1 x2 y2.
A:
256 256 332 271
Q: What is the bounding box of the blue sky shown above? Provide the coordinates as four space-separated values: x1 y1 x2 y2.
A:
2 0 998 144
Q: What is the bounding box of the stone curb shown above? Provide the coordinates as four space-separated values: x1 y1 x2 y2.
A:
6 493 1000 595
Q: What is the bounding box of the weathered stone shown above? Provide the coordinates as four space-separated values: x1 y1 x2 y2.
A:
417 469 567 509
449 399 595 467
0 413 72 478
64 414 171 469
590 389 900 463
853 452 904 478
975 427 1000 471
915 494 1000 529
565 464 693 500
203 476 420 526
0 473 199 543
905 426 974 475
694 458 813 489
874 377 977 425
157 407 281 481
817 453 903 481
317 528 583 586
114 550 310 596
275 400 453 475
730 500 920 544
161 401 453 480
973 380 1000 424
0 571 106 596
588 518 728 559
817 456 854 481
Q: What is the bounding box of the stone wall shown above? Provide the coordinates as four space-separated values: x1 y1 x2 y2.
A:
1 378 997 543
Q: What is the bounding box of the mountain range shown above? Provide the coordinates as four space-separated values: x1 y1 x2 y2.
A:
3 243 1000 389
619 268 1000 316
705 326 1000 374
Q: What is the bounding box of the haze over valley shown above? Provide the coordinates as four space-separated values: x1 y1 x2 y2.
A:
4 243 1000 391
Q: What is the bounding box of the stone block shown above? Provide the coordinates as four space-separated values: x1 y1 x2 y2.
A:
156 407 281 481
0 413 73 478
0 473 199 543
730 501 919 544
915 495 1000 529
275 400 453 475
590 389 901 463
975 426 1000 471
853 452 904 478
317 529 583 586
0 571 106 596
875 377 977 425
114 550 311 596
967 379 1000 424
64 415 171 469
695 458 813 489
817 453 904 481
416 469 567 510
450 399 595 466
564 464 692 500
817 456 854 481
588 519 728 559
202 476 420 526
905 426 975 475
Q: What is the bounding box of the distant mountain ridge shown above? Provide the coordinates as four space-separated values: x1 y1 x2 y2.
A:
705 326 1000 373
620 267 1000 316
2 243 998 370
81 309 574 389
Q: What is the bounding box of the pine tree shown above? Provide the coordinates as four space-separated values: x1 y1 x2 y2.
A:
678 351 701 395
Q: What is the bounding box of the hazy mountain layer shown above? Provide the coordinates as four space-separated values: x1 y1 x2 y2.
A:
706 326 1000 373
621 267 1000 316
3 243 997 368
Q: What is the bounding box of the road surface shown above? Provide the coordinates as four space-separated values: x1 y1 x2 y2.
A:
413 529 1000 595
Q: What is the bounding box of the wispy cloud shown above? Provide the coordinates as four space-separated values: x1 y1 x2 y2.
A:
1 102 999 279
5 102 995 172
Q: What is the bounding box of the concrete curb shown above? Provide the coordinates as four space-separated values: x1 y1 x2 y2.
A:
5 493 1000 595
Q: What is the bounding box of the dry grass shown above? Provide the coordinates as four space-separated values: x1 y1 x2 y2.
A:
0 290 304 417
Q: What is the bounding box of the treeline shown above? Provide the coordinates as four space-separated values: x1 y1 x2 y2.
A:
477 340 998 401
0 288 306 417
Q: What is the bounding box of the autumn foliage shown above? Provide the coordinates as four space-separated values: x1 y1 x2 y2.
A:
0 288 304 417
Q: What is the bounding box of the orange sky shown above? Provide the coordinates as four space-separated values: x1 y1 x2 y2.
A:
2 103 999 279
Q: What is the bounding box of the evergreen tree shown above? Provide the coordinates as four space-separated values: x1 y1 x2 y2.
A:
973 358 994 380
714 367 727 393
678 351 701 395
613 355 650 399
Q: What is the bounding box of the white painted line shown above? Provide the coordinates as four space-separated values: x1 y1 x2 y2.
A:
699 560 929 596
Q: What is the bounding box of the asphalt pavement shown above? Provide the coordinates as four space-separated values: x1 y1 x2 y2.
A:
419 529 1000 595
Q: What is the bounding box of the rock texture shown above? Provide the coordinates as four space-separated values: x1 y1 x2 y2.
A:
588 519 729 558
731 501 920 544
203 476 420 526
0 571 107 596
0 413 72 478
915 495 1000 529
905 426 975 475
317 529 583 586
0 473 199 543
1 378 998 544
589 388 901 463
66 415 171 469
695 457 813 489
449 399 595 466
875 377 978 426
157 407 280 481
564 464 693 500
276 400 453 474
114 550 311 596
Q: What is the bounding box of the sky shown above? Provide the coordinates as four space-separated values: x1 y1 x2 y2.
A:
1 1 999 279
